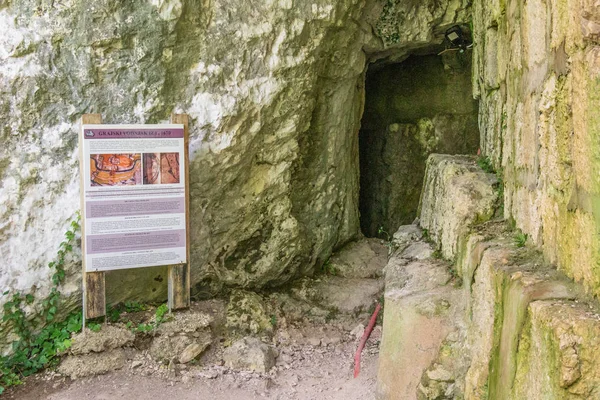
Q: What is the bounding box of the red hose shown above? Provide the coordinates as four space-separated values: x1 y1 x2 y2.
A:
354 302 381 378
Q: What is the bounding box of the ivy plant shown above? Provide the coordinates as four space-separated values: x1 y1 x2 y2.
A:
0 213 81 394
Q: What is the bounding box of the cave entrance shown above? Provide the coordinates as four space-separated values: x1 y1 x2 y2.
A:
359 53 480 238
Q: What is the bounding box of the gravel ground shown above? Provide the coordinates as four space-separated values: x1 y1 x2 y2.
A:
5 239 386 400
5 322 380 400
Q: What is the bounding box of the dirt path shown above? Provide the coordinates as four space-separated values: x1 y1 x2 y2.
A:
7 330 379 400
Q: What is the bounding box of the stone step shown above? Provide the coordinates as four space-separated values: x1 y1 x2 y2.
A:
418 154 499 261
459 223 579 400
377 229 465 400
378 221 599 400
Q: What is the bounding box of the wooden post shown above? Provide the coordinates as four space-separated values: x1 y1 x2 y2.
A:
168 113 191 311
80 114 106 321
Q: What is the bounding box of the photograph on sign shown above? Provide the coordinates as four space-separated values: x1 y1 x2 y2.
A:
81 124 187 272
90 153 142 186
143 152 181 184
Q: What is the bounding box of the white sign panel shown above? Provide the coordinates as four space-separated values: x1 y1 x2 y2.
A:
81 124 187 272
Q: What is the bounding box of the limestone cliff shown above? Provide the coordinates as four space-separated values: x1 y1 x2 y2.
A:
0 0 470 344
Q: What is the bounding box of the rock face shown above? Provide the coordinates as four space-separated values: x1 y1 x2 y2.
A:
460 231 577 400
0 0 472 348
513 300 600 399
312 276 384 314
419 154 499 260
326 238 388 279
473 0 600 297
225 289 274 338
179 341 210 364
150 310 213 362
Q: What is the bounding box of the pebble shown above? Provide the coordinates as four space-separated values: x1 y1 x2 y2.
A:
197 370 219 379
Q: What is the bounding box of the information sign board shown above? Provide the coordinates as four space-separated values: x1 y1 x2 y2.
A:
80 124 187 272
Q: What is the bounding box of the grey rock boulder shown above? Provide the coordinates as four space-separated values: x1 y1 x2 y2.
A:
327 238 388 279
179 340 211 364
223 337 277 373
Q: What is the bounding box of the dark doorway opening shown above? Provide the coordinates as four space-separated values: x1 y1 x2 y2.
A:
359 53 480 238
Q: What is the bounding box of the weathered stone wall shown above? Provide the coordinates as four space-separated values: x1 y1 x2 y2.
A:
378 155 600 400
359 54 479 237
473 0 600 297
0 0 472 346
512 300 600 399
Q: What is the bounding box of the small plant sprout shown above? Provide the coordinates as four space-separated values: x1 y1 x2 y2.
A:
514 230 528 248
88 322 102 332
321 259 339 276
124 301 147 313
477 155 495 173
377 226 391 242
106 301 147 323
122 303 171 334
135 323 154 333
378 226 395 251
155 303 169 324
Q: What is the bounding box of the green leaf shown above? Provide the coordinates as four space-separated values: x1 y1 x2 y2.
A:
58 339 72 351
155 303 169 323
67 319 82 333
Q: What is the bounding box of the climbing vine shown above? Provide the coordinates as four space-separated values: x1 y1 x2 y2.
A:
0 213 82 394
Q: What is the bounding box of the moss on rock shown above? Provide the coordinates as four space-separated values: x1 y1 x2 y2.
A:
225 290 274 339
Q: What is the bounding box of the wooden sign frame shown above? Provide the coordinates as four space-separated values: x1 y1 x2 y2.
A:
79 114 191 326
